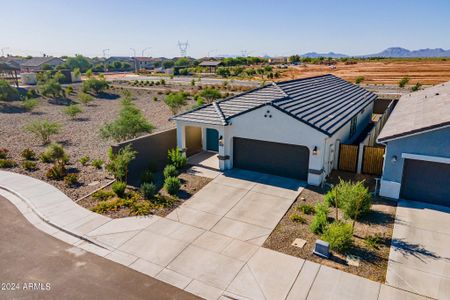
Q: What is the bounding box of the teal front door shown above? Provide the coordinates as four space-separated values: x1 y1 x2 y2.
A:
206 128 219 152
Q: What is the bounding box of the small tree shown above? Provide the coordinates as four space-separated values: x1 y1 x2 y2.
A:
411 82 422 92
167 148 187 169
199 88 222 103
355 76 365 84
78 92 93 105
0 79 19 101
322 221 353 253
82 77 109 94
64 104 83 119
100 98 154 142
399 76 410 88
22 98 39 111
106 145 136 181
24 120 61 144
164 92 187 114
39 78 63 98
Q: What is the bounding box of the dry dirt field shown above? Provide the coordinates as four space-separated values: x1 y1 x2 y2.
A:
279 59 450 85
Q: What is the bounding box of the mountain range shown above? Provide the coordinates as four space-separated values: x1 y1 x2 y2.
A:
301 47 450 58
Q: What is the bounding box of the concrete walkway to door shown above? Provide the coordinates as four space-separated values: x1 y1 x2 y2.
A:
386 200 450 299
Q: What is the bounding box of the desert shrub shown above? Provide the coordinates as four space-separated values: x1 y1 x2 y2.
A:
310 202 329 234
167 148 186 169
0 148 8 159
91 198 125 214
153 96 158 101
40 143 68 164
64 173 79 187
324 190 340 208
354 76 365 84
22 160 37 171
64 104 83 119
411 82 422 92
153 194 176 207
399 76 410 88
163 164 178 178
297 204 315 215
78 92 94 105
140 182 157 199
79 155 90 166
140 169 153 183
289 213 306 223
24 120 61 144
0 79 19 101
45 162 66 180
164 176 180 195
39 78 63 98
82 77 109 94
335 180 371 220
22 98 39 111
130 201 152 215
365 234 382 250
100 98 154 142
21 148 36 160
92 190 115 201
92 159 104 169
322 221 353 253
199 88 222 103
0 159 17 168
164 92 187 114
65 86 74 95
26 89 39 99
112 181 127 197
106 145 136 181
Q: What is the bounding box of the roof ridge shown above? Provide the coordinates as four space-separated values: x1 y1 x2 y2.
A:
213 102 227 125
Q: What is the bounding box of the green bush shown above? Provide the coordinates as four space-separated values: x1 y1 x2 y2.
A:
45 162 66 180
22 160 37 171
153 194 176 207
335 180 372 220
164 92 187 114
297 204 315 215
82 78 109 94
140 169 153 183
140 182 157 199
289 213 306 223
79 155 90 166
167 148 186 169
199 88 222 103
322 221 353 253
92 190 115 201
324 190 340 208
0 79 19 101
64 173 79 187
399 76 410 88
65 86 74 95
64 104 83 119
39 78 63 98
365 234 382 250
164 176 180 195
354 76 365 84
22 98 39 111
0 148 8 159
24 120 61 144
106 145 136 181
26 89 39 99
78 92 94 105
21 148 36 160
130 201 152 216
411 82 422 92
0 159 17 168
92 159 104 169
112 181 127 197
40 143 67 163
163 164 178 178
310 202 329 234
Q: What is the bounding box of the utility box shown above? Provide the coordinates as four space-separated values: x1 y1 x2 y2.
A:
313 239 330 258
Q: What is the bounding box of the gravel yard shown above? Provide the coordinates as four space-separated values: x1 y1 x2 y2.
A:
0 86 193 200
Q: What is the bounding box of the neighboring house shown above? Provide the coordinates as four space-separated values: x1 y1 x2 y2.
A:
172 74 376 185
20 56 64 72
134 57 154 70
268 56 288 64
198 60 223 73
104 56 135 70
377 81 450 206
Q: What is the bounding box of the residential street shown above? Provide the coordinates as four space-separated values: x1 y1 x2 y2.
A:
0 195 199 300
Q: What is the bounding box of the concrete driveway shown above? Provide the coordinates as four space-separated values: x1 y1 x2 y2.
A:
386 200 450 299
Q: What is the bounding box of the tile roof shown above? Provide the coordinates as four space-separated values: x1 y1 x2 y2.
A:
20 57 63 67
378 81 450 142
199 61 223 66
172 74 376 136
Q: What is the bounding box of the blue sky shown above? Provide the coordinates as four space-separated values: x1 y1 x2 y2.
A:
1 0 449 58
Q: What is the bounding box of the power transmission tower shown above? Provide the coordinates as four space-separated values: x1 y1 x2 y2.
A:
178 41 189 57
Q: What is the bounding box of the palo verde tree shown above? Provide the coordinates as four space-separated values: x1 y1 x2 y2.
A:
199 88 222 104
164 92 187 114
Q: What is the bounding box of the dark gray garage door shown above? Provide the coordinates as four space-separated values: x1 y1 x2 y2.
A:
401 159 450 206
233 137 309 180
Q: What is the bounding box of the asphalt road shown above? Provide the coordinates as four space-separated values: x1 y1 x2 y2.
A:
0 195 200 300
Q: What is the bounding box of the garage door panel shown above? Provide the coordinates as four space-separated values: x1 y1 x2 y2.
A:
401 159 450 206
233 137 309 180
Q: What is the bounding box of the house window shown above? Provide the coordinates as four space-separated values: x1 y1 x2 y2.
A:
349 116 357 138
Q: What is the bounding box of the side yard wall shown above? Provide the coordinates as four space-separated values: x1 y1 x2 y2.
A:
112 128 177 184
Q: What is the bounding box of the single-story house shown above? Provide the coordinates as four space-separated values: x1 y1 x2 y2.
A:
20 56 64 72
134 57 154 70
377 81 450 206
172 74 376 185
198 60 223 73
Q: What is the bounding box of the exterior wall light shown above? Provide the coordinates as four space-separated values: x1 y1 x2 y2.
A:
391 155 397 163
312 146 318 155
219 135 224 146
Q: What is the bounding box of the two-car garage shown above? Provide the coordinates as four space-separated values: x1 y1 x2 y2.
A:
232 137 310 181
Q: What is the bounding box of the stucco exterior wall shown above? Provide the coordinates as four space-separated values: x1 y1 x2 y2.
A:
380 126 450 199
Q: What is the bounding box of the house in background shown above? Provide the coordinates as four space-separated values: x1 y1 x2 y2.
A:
134 57 154 70
198 60 223 73
20 56 64 72
172 74 376 186
378 81 450 206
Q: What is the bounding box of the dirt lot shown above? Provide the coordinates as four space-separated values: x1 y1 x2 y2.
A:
278 59 450 85
263 171 397 283
0 86 190 200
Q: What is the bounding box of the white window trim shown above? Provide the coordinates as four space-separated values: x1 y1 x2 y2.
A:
402 153 450 165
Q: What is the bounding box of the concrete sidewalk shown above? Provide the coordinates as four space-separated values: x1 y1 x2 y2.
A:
0 171 428 300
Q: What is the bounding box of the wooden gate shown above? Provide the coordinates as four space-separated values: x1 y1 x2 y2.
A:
362 146 385 175
338 144 359 172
